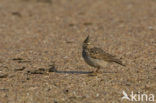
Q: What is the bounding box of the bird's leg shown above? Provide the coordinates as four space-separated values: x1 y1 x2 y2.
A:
88 67 101 76
95 67 100 73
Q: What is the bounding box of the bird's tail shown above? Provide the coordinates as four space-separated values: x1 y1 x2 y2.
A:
113 59 126 67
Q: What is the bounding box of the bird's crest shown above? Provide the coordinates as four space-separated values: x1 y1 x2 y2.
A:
83 35 90 44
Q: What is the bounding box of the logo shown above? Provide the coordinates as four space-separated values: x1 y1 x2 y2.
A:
121 90 155 102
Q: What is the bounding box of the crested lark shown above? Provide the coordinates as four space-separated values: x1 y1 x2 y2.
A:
82 35 125 74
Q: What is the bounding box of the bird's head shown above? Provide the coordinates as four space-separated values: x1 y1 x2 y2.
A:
83 35 90 48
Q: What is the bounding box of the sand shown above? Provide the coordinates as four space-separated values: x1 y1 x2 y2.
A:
0 0 156 103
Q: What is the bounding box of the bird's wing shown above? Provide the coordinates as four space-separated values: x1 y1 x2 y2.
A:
88 47 115 60
88 47 125 66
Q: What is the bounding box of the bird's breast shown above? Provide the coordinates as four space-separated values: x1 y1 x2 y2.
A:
82 50 107 68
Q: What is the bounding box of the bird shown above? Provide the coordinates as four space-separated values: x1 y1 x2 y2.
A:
82 35 125 75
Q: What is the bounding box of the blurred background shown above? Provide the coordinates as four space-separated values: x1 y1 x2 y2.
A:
0 0 156 103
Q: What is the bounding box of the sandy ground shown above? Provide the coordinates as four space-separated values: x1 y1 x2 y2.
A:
0 0 156 103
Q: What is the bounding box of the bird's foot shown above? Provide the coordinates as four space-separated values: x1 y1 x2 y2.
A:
88 71 98 76
87 70 102 76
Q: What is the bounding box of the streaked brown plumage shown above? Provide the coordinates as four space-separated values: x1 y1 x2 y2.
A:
82 35 125 73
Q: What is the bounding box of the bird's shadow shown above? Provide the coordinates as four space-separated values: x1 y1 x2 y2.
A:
51 69 116 74
49 66 117 74
54 70 93 74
